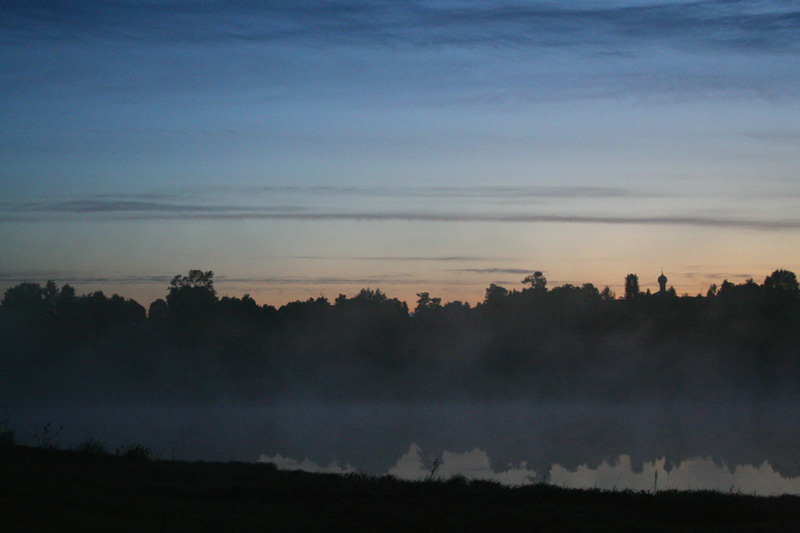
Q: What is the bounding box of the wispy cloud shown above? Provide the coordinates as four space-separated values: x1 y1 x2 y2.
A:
5 1 798 105
681 268 760 282
293 255 509 263
2 187 798 231
0 271 478 289
234 185 651 200
3 185 651 205
6 1 799 55
7 209 799 230
453 268 535 275
216 275 478 287
9 199 304 215
0 272 173 286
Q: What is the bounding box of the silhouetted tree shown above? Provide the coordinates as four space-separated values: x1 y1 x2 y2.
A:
5 266 800 403
761 269 800 323
667 286 677 297
600 286 615 301
718 278 761 303
166 270 218 324
443 300 470 311
148 298 169 322
580 283 600 301
1 282 45 321
763 269 799 299
218 294 261 318
484 284 509 307
74 291 145 331
353 288 388 305
278 296 331 325
0 282 48 353
415 292 441 314
522 271 547 292
169 270 215 291
43 280 60 319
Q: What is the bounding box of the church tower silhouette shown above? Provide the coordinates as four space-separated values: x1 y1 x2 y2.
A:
658 271 668 293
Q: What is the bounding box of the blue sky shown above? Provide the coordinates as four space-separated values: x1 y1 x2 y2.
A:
2 0 799 306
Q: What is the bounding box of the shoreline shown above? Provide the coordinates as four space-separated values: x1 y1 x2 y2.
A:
3 444 800 532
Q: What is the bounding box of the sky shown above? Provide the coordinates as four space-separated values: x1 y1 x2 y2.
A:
2 0 799 308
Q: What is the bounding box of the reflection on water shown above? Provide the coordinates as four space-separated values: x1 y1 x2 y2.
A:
9 401 800 496
549 455 800 495
261 444 800 496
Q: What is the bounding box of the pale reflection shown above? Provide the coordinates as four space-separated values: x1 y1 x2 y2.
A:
261 444 800 496
550 455 800 496
386 444 540 486
259 453 355 475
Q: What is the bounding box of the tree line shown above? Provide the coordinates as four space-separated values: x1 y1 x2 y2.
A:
1 269 799 403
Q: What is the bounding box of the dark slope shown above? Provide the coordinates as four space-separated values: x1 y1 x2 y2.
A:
3 444 800 532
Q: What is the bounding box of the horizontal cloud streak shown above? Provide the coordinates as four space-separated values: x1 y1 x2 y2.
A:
5 212 798 231
20 182 796 204
234 185 652 200
293 255 508 263
9 200 304 215
3 203 797 231
0 272 479 289
0 185 655 210
454 268 535 275
0 273 173 286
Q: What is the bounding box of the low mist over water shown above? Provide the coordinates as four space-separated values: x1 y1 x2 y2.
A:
9 399 800 495
5 0 800 507
3 269 800 494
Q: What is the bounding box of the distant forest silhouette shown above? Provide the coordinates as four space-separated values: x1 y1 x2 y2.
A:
2 269 799 403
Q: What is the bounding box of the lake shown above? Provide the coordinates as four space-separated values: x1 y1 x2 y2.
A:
8 400 800 495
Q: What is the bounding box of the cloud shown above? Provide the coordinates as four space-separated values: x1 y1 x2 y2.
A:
294 255 509 263
0 272 173 286
238 185 649 200
454 268 535 275
220 276 413 287
6 1 799 55
5 1 798 106
681 269 759 282
10 199 304 216
2 187 798 231
0 271 478 289
9 209 800 231
3 185 649 207
2 185 644 219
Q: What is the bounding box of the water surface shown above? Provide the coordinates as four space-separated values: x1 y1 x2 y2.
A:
9 400 800 495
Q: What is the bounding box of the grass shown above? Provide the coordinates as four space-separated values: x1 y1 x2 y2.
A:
2 443 800 532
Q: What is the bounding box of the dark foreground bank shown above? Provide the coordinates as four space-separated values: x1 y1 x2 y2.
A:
2 445 800 532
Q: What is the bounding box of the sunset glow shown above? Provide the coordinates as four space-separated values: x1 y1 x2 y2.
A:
3 1 799 307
